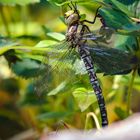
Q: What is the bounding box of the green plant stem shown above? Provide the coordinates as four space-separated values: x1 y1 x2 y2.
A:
21 6 28 34
126 69 136 116
0 5 11 36
84 112 101 130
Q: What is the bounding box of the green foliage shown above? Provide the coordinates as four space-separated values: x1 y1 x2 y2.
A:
35 40 58 48
18 84 47 106
72 88 96 112
37 111 72 121
114 35 138 51
0 0 140 138
0 0 40 5
114 107 127 119
47 81 67 95
98 10 140 36
0 37 18 47
11 59 41 78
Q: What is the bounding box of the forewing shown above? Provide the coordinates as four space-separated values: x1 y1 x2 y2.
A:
34 41 77 96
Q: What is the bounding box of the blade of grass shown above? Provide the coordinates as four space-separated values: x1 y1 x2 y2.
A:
126 69 137 116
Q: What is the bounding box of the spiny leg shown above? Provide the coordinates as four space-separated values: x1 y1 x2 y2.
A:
70 1 80 18
70 1 77 11
83 6 101 24
67 1 77 12
68 3 72 10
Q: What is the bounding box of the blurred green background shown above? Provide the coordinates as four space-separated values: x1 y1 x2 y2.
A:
0 0 140 139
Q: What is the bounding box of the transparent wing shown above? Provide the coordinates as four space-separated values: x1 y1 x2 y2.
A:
86 44 137 75
34 40 77 96
34 27 136 96
80 27 136 75
82 27 115 43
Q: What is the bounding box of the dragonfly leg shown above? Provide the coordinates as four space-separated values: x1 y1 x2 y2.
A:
68 3 72 10
80 25 91 36
84 25 91 34
71 1 77 11
71 1 80 19
70 1 77 11
83 6 101 24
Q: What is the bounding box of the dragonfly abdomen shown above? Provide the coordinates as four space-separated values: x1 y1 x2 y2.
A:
79 46 108 127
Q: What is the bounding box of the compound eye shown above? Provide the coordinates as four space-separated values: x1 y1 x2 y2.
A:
64 10 74 18
64 13 69 18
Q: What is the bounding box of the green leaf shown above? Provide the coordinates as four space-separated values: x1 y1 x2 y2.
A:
73 59 87 75
132 1 140 18
116 0 140 18
72 88 96 112
0 37 18 55
52 0 103 6
11 59 41 79
114 107 127 119
47 0 67 6
114 34 138 52
99 7 134 30
101 0 133 16
0 45 52 56
80 14 86 21
0 0 40 5
98 5 140 36
35 40 58 48
0 37 18 48
47 81 67 96
18 84 47 106
46 32 65 41
117 24 140 36
37 111 71 121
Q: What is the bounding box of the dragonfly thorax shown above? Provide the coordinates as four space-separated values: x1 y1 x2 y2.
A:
66 24 86 47
64 10 79 26
65 9 88 47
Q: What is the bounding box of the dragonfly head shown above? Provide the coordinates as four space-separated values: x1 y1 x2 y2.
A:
64 10 79 26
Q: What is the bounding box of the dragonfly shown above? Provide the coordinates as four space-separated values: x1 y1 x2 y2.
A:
64 2 109 127
34 1 138 127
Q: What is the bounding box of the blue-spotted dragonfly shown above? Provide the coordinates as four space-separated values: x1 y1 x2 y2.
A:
34 2 138 127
